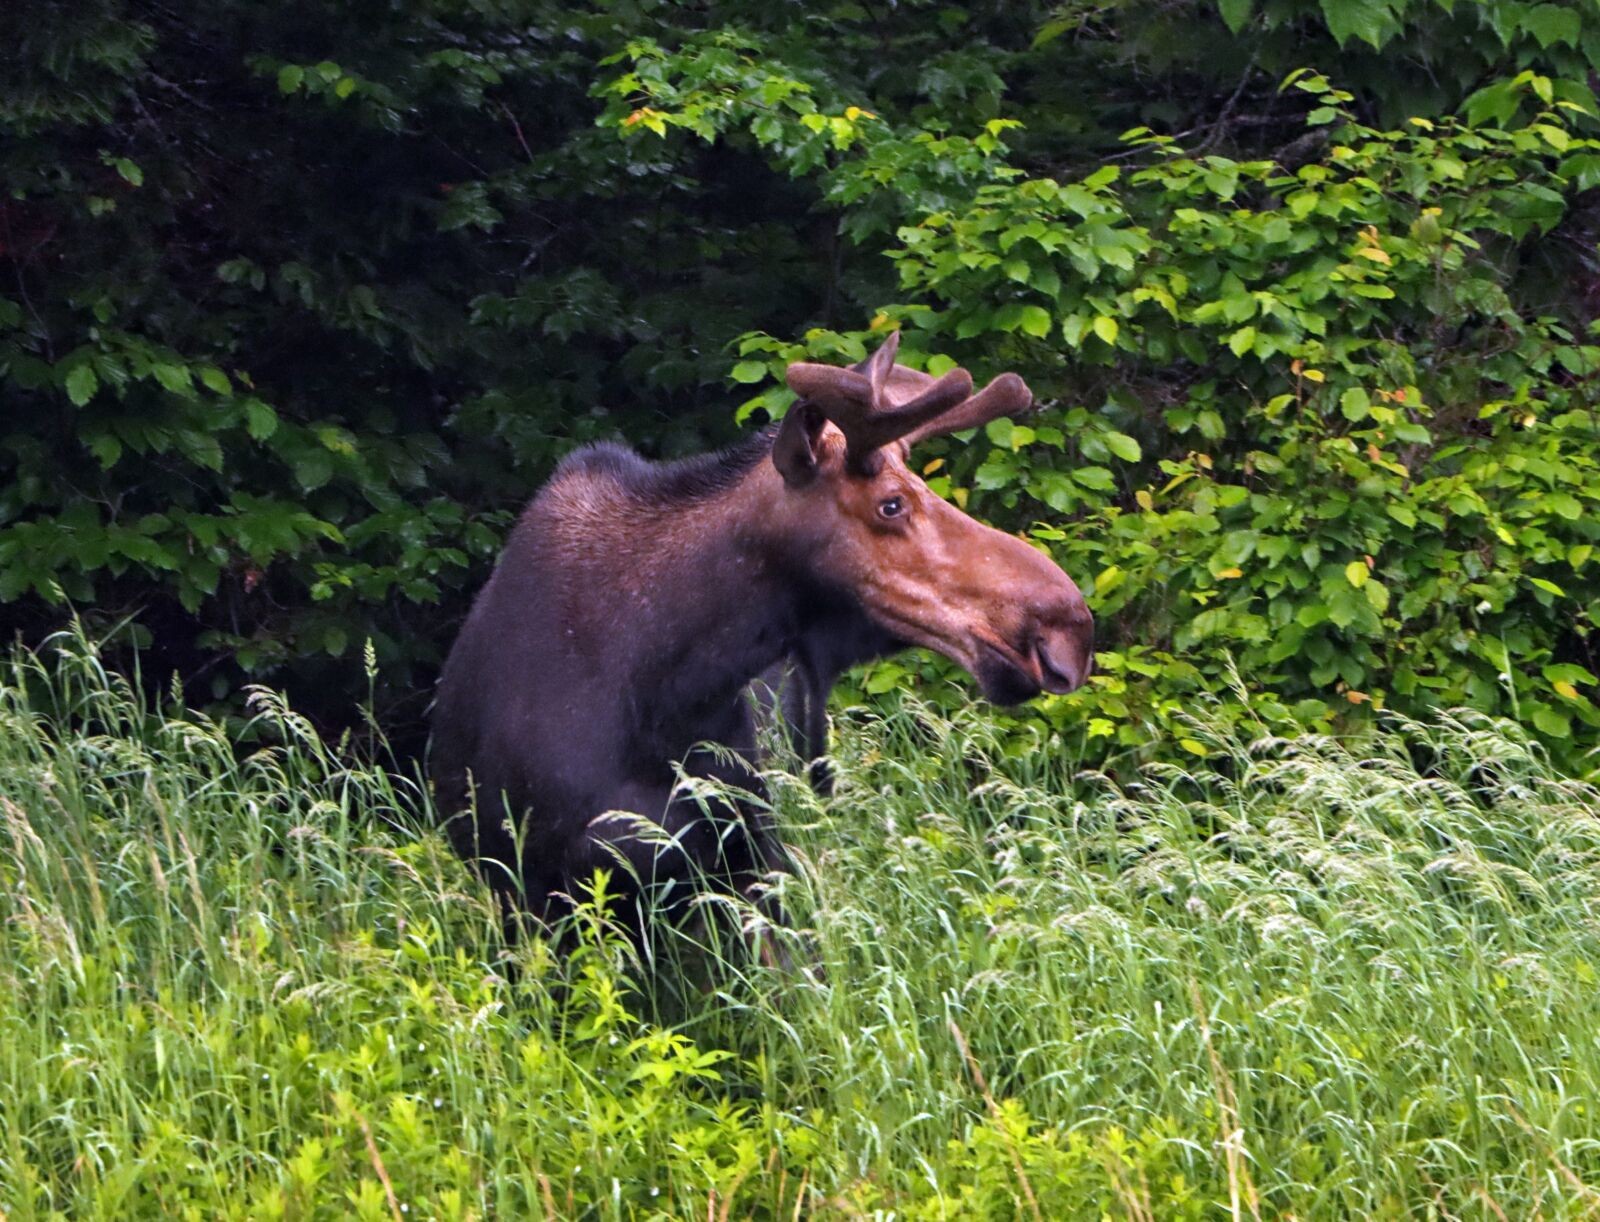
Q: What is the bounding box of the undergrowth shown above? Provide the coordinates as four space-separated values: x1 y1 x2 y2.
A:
2 634 1599 1218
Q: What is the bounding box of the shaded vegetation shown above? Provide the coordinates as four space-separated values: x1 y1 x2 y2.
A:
3 2 1599 769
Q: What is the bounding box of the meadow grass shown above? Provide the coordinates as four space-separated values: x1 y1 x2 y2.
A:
2 635 1599 1218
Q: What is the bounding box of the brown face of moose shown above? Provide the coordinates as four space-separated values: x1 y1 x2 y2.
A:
770 334 1094 705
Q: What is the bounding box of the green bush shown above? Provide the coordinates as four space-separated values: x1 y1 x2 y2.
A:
5 2 1600 766
611 47 1600 768
892 73 1600 766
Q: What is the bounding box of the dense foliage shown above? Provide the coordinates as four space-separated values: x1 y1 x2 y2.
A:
3 1 1598 763
5 639 1600 1216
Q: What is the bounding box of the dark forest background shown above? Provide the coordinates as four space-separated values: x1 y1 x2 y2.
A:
4 0 1598 768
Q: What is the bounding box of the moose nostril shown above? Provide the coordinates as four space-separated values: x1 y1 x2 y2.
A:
1035 633 1088 693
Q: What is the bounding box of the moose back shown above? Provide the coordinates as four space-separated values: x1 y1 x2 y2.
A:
429 333 1093 933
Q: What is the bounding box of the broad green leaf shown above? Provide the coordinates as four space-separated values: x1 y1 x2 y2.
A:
1524 3 1580 49
1386 503 1417 527
199 365 232 395
244 399 279 441
1018 305 1052 339
153 363 194 395
277 64 304 94
730 360 768 384
1544 662 1598 686
1340 387 1371 421
1320 0 1396 49
1072 465 1115 490
1217 0 1253 34
1531 703 1572 738
1345 560 1369 588
1105 431 1141 463
293 453 334 491
864 663 906 694
65 364 98 406
1092 316 1119 345
88 433 122 468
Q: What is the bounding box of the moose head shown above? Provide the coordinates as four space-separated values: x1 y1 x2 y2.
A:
768 332 1093 705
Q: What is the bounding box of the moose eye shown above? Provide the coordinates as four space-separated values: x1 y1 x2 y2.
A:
878 495 906 519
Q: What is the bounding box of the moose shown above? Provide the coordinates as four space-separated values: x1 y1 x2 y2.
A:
430 332 1093 938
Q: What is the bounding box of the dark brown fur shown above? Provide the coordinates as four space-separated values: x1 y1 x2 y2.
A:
429 430 895 931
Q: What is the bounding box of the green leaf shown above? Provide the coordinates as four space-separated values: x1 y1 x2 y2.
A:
1544 492 1582 520
1018 305 1052 339
65 364 98 407
864 663 907 695
1217 0 1254 34
1528 576 1566 596
1072 465 1115 491
1524 3 1581 49
1227 326 1256 357
199 365 232 395
1531 703 1572 738
153 363 194 395
982 414 1015 443
1320 0 1396 49
277 64 305 94
293 452 334 491
1544 662 1598 687
1386 503 1417 527
1092 316 1119 345
88 433 122 468
730 360 768 384
1345 560 1369 588
1340 387 1371 421
1104 431 1142 463
244 399 279 441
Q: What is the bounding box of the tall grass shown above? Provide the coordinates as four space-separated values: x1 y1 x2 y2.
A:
2 634 1599 1217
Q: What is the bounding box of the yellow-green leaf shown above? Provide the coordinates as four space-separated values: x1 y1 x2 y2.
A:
1018 305 1052 339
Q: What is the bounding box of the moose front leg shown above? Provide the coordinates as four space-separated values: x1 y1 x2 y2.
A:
560 778 793 954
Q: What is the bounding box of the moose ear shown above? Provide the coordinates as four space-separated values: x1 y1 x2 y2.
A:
772 402 827 487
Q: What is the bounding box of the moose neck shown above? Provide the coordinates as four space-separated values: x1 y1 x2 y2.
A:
619 457 813 740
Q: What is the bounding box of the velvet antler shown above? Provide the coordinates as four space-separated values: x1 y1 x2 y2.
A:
784 332 1034 473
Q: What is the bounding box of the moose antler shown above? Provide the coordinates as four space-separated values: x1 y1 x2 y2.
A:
785 331 1034 472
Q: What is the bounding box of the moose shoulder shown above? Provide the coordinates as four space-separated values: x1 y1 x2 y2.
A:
429 333 1093 933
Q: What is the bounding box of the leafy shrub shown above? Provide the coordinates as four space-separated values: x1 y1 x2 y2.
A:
615 51 1600 768
898 72 1600 765
5 2 1600 767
